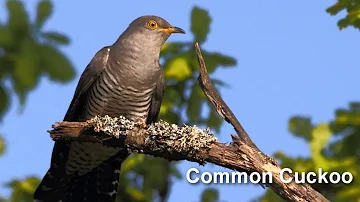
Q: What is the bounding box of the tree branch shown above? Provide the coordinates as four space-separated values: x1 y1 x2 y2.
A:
47 43 329 202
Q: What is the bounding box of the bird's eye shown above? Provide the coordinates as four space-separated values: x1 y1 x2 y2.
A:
147 20 158 29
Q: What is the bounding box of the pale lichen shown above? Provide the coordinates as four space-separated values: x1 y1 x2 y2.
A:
88 115 135 138
87 115 217 155
147 120 217 154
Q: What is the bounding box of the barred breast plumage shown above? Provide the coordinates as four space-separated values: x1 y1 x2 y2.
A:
66 64 156 175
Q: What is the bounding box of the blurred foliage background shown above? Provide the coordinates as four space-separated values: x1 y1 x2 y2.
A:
0 0 359 201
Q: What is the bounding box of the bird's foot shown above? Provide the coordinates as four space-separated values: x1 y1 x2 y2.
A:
140 121 147 128
135 120 147 129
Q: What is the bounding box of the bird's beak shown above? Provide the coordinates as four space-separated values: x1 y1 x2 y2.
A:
159 26 186 34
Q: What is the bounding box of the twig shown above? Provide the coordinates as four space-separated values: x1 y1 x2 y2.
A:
194 42 328 202
195 43 258 150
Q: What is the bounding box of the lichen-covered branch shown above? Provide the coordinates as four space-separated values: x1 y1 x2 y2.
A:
49 115 327 202
50 115 217 163
47 43 329 202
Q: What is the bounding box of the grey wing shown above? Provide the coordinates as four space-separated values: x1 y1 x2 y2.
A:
64 46 111 121
52 46 111 167
52 45 111 163
34 46 111 201
146 70 165 124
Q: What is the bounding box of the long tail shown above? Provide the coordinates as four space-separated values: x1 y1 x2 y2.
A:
34 142 72 201
63 151 129 202
34 142 129 202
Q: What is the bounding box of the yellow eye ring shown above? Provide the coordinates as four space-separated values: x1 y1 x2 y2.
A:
147 20 158 29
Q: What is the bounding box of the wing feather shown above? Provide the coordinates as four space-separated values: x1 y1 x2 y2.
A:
146 69 164 124
64 46 110 121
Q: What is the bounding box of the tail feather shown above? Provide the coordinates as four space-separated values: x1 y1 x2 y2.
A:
34 142 129 202
63 150 129 202
34 141 72 201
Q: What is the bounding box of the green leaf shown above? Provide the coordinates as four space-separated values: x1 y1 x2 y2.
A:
159 100 172 116
131 158 173 200
326 0 360 30
164 56 192 81
201 51 237 73
309 123 332 169
35 0 53 27
191 6 212 43
15 40 41 87
207 107 223 133
288 116 313 141
200 188 219 202
331 102 360 135
38 44 75 82
6 0 29 36
6 176 41 202
274 152 314 173
160 110 180 124
0 135 5 156
162 83 184 106
0 86 10 121
186 85 203 123
326 2 345 16
334 181 360 201
0 26 14 49
125 187 145 201
160 42 189 58
42 31 70 45
349 102 360 112
121 154 145 173
11 39 41 105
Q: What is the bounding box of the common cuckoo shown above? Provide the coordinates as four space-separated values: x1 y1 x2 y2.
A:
34 15 185 202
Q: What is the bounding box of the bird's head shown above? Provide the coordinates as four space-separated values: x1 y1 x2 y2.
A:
122 15 185 49
130 15 185 35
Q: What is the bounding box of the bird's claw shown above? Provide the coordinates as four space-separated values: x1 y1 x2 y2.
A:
137 121 147 128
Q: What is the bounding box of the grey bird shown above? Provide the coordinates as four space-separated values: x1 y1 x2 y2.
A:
34 15 185 202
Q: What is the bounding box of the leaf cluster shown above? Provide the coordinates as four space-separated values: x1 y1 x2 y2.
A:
0 0 75 120
326 0 360 30
257 102 360 201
